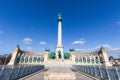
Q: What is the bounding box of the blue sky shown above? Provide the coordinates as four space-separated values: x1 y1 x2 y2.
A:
0 0 120 56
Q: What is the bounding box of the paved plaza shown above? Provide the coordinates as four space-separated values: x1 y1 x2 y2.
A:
20 67 96 80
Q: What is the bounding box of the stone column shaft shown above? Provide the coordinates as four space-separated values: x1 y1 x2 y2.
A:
58 21 62 46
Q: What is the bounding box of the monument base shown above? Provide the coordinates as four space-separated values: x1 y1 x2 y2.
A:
44 67 76 80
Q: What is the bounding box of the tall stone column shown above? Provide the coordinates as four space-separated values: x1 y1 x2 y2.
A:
56 13 64 60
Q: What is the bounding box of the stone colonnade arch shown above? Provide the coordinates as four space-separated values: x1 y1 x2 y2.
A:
70 47 112 66
8 46 49 65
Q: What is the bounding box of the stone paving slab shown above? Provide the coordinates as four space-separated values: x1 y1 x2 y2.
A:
20 67 96 80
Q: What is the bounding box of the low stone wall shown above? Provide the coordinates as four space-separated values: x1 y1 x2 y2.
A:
0 65 44 80
72 65 120 80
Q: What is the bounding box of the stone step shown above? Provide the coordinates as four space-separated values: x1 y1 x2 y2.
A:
44 73 76 80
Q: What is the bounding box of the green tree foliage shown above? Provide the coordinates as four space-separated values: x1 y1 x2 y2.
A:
64 52 70 59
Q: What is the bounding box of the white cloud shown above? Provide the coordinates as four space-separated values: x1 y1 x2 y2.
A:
39 41 46 45
74 44 120 53
75 49 86 52
107 48 120 54
75 44 120 58
95 44 111 51
87 44 112 52
72 39 86 45
87 44 120 54
22 38 33 44
110 48 120 51
26 47 33 51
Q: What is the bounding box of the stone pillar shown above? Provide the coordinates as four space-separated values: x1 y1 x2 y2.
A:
19 54 22 64
19 53 22 63
28 55 30 63
78 57 80 63
94 55 96 65
82 56 83 64
56 13 64 60
36 56 38 63
32 56 34 64
85 56 87 64
70 51 75 62
44 51 49 63
39 56 42 63
89 56 92 64
98 56 100 64
24 54 26 63
80 56 82 63
100 47 112 66
86 56 88 63
8 47 19 65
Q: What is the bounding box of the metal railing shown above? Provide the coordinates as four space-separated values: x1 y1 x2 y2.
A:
72 65 120 80
0 65 44 80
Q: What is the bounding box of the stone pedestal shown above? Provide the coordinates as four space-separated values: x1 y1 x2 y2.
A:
56 46 64 60
70 51 75 62
8 47 19 65
44 51 49 63
101 48 112 66
44 67 76 80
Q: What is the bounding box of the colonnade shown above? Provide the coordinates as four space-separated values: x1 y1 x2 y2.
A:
18 53 44 64
70 47 112 66
75 54 102 65
8 46 49 65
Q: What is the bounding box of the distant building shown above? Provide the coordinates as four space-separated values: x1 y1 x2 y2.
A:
109 58 120 66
